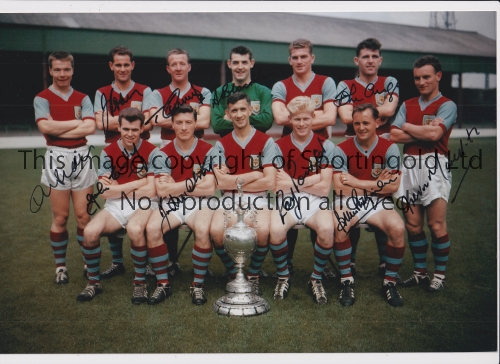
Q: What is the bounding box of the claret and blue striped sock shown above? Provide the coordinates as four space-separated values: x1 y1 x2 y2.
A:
76 227 86 265
408 232 428 275
269 240 290 278
131 245 148 285
384 244 405 284
192 244 213 285
374 229 388 265
50 230 69 269
148 244 170 286
311 241 333 281
108 235 124 264
333 238 353 282
215 247 238 277
82 243 101 283
431 234 450 280
248 245 269 278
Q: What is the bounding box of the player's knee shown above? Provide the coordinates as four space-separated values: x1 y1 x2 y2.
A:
74 210 91 225
146 220 161 241
83 224 101 245
210 227 224 248
210 223 222 238
256 228 269 244
387 220 405 239
52 214 69 229
334 230 348 244
127 223 145 241
428 220 447 236
315 224 334 241
269 226 286 245
405 221 422 236
194 224 210 240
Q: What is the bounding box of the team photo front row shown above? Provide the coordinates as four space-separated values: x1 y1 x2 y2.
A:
66 93 447 309
35 39 454 310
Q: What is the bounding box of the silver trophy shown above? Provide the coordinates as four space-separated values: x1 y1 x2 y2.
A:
212 178 271 316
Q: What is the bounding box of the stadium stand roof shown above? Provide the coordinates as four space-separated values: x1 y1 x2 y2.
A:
0 12 496 73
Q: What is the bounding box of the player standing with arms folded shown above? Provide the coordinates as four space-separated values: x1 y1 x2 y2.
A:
333 103 405 306
76 107 160 302
211 45 273 137
390 55 456 292
336 38 400 277
210 92 277 298
33 51 96 284
145 105 216 305
271 38 337 275
94 46 154 280
148 48 212 277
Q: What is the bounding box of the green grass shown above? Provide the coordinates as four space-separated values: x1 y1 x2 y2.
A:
0 138 497 353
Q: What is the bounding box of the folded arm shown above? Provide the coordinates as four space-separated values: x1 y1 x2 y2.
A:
100 174 148 199
214 165 263 191
37 117 81 136
242 166 276 192
310 102 337 131
401 120 445 142
334 169 400 196
58 118 96 139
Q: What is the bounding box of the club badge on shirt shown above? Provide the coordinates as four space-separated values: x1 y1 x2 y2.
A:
249 155 261 170
309 157 318 173
190 102 200 114
131 101 142 110
251 101 260 115
375 93 385 106
193 164 202 179
422 115 435 125
311 95 322 109
371 163 383 178
74 106 82 120
135 163 148 179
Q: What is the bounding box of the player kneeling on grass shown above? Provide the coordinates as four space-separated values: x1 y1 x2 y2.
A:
332 103 405 307
209 92 277 298
145 105 216 305
77 107 159 302
270 96 335 304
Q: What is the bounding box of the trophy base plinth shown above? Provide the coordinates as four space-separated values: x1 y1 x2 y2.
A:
226 279 253 294
212 293 271 316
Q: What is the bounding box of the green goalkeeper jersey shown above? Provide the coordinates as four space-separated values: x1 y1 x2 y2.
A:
211 82 273 137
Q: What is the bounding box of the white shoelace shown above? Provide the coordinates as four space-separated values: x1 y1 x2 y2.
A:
133 285 147 298
151 286 165 299
429 278 443 289
192 287 204 300
274 279 289 297
311 281 327 300
83 284 99 297
56 270 68 282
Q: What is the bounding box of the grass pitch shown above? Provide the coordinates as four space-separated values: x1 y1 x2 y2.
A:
0 137 497 354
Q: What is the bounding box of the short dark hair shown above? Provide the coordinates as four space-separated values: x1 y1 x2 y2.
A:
289 38 313 55
166 48 190 65
118 107 144 127
356 38 382 57
227 92 250 107
171 104 197 123
413 55 442 73
48 51 74 68
229 45 253 61
352 103 379 120
109 46 133 63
